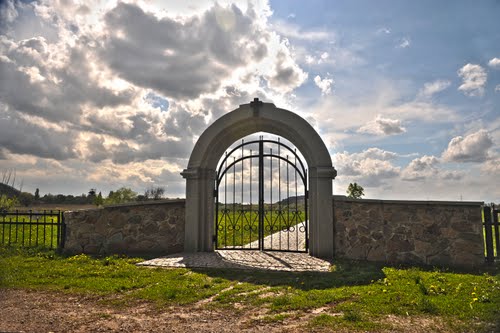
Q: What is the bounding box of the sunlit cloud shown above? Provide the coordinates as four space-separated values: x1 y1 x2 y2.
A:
457 63 487 97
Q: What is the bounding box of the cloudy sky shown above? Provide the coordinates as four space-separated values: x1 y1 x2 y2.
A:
0 0 499 202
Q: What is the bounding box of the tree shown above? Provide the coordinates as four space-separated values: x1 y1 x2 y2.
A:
87 188 97 204
94 192 104 206
144 186 165 200
104 187 137 205
347 183 364 199
34 188 40 200
18 192 34 206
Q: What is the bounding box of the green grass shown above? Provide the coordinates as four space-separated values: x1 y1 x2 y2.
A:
0 247 233 305
216 208 306 248
0 247 499 332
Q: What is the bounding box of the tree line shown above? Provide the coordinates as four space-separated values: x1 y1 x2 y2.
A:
0 183 167 210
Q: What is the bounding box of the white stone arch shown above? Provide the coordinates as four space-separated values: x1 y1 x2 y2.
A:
181 99 337 258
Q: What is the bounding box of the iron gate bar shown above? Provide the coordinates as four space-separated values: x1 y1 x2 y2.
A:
217 154 307 186
294 157 299 247
289 156 292 248
278 142 281 250
250 150 253 246
241 141 244 249
216 139 307 182
258 138 264 250
232 156 236 248
269 148 273 248
215 137 308 252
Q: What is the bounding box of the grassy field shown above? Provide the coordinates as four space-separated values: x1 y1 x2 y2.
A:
0 247 499 332
12 204 96 211
216 208 306 248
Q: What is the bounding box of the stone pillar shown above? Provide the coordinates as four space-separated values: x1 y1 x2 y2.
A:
308 166 337 258
181 167 216 252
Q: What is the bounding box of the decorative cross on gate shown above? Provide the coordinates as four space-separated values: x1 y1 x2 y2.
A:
250 97 263 116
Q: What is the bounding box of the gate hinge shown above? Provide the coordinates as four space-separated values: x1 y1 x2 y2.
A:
212 235 217 243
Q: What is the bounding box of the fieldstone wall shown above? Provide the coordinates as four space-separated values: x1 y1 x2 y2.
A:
333 196 484 268
63 199 185 256
61 195 485 268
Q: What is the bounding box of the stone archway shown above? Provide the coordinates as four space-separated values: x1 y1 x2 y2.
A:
181 99 337 258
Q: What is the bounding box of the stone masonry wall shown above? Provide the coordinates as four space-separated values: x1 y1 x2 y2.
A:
63 199 185 256
333 196 484 268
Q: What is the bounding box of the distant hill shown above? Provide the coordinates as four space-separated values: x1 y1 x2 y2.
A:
216 195 306 209
0 183 21 198
274 195 305 206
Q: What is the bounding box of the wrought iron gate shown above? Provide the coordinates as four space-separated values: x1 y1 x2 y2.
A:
215 136 308 252
0 210 65 249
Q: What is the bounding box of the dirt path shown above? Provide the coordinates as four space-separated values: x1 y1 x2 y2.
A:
0 289 309 333
0 289 461 333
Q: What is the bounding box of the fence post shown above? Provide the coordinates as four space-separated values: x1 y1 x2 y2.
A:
484 206 494 263
494 209 499 258
59 211 66 250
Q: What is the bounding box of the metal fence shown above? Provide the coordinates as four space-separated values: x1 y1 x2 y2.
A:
0 210 65 250
483 206 499 263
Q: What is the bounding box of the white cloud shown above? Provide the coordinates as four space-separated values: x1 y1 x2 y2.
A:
442 129 494 163
304 52 330 65
397 37 410 48
418 79 451 98
0 0 18 26
333 148 401 187
339 148 399 162
495 84 500 92
488 57 500 69
401 155 464 183
358 147 398 160
314 75 333 95
271 19 331 41
408 155 439 171
297 45 364 69
265 48 308 93
100 3 264 99
482 158 500 175
0 105 77 160
357 116 406 136
376 27 391 34
457 63 487 97
401 155 439 181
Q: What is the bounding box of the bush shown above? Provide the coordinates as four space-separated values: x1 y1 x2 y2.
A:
0 194 19 210
104 187 137 205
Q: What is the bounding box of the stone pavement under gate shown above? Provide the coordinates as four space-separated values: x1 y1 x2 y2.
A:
137 250 333 272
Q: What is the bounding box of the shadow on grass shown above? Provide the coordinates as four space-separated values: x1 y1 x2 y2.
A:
187 256 499 291
190 259 387 291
